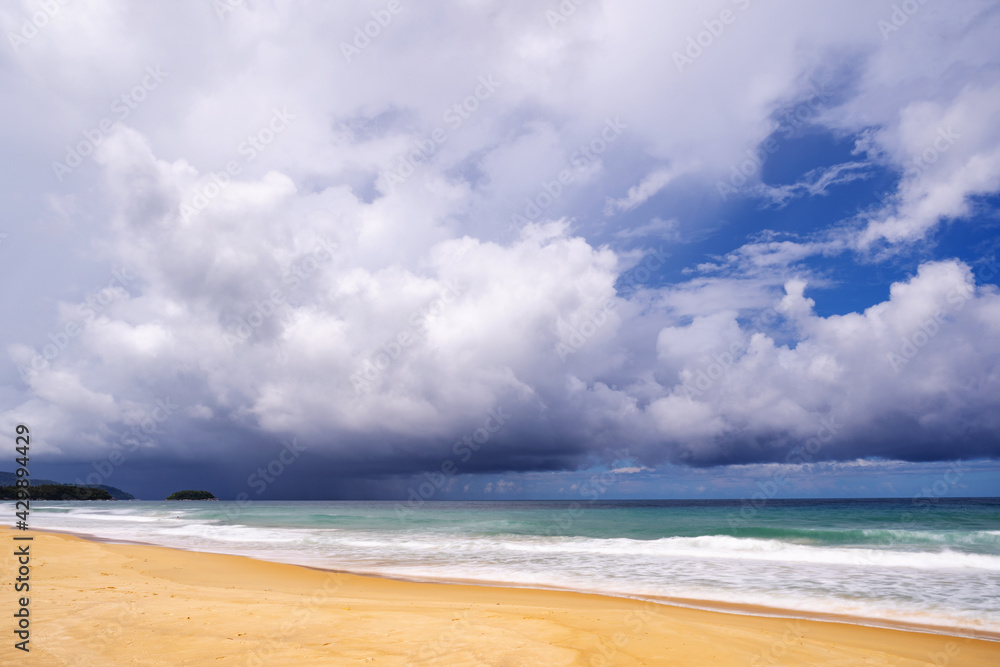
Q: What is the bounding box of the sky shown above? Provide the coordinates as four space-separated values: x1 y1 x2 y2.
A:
1 0 999 501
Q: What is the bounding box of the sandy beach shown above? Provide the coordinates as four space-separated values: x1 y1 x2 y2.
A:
2 527 997 666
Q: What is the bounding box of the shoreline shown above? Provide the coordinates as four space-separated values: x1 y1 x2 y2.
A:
5 527 1000 665
26 525 1000 644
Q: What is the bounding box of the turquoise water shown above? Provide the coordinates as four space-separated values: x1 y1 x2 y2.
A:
24 498 1000 636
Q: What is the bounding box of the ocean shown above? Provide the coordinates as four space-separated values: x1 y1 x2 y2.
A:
22 497 1000 638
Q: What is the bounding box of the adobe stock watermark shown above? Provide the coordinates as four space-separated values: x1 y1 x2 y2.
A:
340 0 408 63
6 0 70 53
750 620 808 667
910 463 966 513
887 310 950 373
716 82 830 201
245 574 345 667
556 298 617 361
901 125 960 180
545 0 587 29
17 266 136 384
673 0 754 74
886 255 996 373
857 461 966 566
51 65 168 182
877 0 931 40
42 599 139 664
350 280 463 393
542 449 633 537
678 297 800 400
75 397 178 488
394 406 510 519
617 246 670 292
213 0 245 20
587 601 661 667
224 236 339 348
924 641 964 667
510 117 628 228
407 609 475 664
726 414 842 529
381 74 502 189
556 247 671 359
411 594 658 667
180 107 294 221
678 340 743 399
222 439 307 521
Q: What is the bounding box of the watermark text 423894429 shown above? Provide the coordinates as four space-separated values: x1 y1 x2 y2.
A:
13 423 33 653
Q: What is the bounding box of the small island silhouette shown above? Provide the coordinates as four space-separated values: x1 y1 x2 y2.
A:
165 490 218 501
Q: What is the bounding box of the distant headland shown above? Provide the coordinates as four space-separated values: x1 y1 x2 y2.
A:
0 471 134 500
0 483 114 501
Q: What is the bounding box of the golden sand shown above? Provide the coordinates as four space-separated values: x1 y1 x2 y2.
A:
2 527 997 665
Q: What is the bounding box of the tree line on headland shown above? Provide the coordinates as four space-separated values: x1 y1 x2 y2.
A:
0 484 114 500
